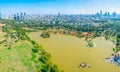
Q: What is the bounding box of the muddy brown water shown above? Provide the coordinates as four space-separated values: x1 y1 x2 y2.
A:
28 32 120 72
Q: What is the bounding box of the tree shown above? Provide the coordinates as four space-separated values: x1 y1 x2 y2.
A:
41 32 50 38
87 41 94 47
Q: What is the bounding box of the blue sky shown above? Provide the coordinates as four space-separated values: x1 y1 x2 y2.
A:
0 0 120 14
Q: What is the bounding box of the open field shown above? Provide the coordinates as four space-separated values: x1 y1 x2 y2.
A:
0 41 37 72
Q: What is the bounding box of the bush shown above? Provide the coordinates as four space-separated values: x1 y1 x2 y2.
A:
87 41 94 47
32 49 38 53
41 32 50 38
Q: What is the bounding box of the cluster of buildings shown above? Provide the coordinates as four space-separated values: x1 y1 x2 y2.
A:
95 10 118 17
13 13 27 20
0 12 27 20
0 10 119 21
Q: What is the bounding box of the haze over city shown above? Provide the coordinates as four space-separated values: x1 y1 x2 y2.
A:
0 0 120 15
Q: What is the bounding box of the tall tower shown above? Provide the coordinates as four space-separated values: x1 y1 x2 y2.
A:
107 12 110 17
112 12 117 17
20 12 23 20
58 12 60 17
16 13 19 20
14 14 17 20
100 10 102 16
23 12 27 20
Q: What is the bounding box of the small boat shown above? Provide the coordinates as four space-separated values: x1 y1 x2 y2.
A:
79 62 86 68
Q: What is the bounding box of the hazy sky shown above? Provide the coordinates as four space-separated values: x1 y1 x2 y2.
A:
0 0 120 14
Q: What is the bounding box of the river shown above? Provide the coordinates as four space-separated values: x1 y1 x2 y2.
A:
28 32 120 72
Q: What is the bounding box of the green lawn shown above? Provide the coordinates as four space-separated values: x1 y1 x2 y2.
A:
0 41 37 72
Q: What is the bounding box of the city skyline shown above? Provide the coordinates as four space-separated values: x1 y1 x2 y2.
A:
0 0 120 15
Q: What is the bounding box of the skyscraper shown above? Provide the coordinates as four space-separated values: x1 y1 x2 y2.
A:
103 12 108 17
16 13 19 20
112 12 117 17
100 10 102 16
14 14 17 20
23 12 27 20
107 12 110 17
20 12 23 20
24 12 26 16
58 12 60 17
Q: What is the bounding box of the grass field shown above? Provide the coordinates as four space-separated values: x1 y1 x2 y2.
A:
0 41 37 72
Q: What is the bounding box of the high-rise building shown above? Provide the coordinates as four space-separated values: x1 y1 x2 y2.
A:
107 12 110 17
14 14 17 20
95 12 100 17
103 12 108 17
24 12 26 16
100 10 102 16
16 13 19 20
58 12 60 17
112 12 117 17
20 12 23 20
23 12 27 20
